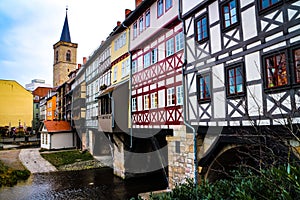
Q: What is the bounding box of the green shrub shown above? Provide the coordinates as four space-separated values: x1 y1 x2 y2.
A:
0 161 30 187
148 165 300 200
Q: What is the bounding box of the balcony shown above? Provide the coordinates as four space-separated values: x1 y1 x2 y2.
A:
98 114 113 132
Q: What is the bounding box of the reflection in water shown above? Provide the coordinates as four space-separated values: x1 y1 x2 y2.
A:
0 168 167 200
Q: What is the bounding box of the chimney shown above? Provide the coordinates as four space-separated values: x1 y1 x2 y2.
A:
117 21 121 26
78 64 82 69
125 9 131 18
83 57 87 65
135 0 143 7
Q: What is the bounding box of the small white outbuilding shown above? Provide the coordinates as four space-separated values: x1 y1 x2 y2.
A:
40 120 75 150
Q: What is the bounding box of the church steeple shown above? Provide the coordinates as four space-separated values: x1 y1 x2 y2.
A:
60 8 71 43
53 6 77 87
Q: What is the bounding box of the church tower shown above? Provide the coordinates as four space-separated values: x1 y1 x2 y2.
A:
53 8 78 87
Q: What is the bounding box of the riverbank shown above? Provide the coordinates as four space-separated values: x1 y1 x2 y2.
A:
40 149 106 171
0 150 30 187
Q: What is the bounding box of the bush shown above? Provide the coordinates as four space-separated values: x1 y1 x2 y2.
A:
0 161 30 187
148 165 300 200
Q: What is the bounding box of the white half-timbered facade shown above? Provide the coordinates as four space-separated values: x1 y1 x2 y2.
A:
85 39 111 155
130 0 184 129
181 0 300 180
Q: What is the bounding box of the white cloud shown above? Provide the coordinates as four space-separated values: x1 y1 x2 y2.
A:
0 0 135 87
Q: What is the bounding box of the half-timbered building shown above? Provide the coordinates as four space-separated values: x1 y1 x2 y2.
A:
180 0 300 183
126 0 187 186
85 38 112 157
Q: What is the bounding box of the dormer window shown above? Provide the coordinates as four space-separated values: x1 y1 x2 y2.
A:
66 50 71 61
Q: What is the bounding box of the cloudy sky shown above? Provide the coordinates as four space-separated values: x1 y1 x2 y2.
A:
0 0 135 87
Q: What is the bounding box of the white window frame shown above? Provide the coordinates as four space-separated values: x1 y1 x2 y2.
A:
150 93 158 109
113 67 118 82
176 85 183 105
175 32 184 52
132 97 137 111
144 94 150 110
167 88 175 106
166 38 175 57
144 52 151 68
132 60 137 74
151 48 158 64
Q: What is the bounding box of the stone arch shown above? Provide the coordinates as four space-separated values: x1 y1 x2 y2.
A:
202 144 261 182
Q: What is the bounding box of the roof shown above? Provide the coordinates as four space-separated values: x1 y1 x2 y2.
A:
60 10 71 42
43 121 72 132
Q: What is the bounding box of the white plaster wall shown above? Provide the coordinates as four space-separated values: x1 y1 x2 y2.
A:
247 84 263 117
181 0 203 15
213 91 226 119
245 51 261 82
51 132 74 149
212 64 224 88
209 2 219 24
210 25 222 54
130 1 179 51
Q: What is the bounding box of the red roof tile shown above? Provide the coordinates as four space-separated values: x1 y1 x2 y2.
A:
44 121 72 132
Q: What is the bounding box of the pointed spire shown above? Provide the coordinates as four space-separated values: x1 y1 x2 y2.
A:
60 7 71 43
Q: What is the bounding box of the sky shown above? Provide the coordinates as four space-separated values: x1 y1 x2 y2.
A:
0 0 135 87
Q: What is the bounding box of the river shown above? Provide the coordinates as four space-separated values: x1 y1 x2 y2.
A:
0 168 168 200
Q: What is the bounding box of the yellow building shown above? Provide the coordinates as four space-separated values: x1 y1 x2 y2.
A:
111 28 130 84
0 80 33 128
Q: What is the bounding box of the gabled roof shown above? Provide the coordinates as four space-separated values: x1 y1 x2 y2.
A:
43 121 72 133
60 9 71 43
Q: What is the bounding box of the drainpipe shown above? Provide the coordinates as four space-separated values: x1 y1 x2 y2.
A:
178 0 198 185
122 22 133 149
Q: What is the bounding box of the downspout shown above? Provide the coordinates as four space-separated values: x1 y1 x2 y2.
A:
178 0 198 185
122 22 133 149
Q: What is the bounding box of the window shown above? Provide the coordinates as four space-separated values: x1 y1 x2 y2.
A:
176 85 183 105
100 96 111 115
167 88 175 106
157 0 164 17
144 52 151 68
226 65 245 96
294 48 300 83
175 32 184 52
66 50 71 61
196 15 208 42
113 67 118 82
197 74 211 101
55 51 58 63
265 53 287 88
144 95 150 110
151 93 158 108
133 22 138 38
166 38 174 57
260 0 281 10
132 60 137 74
139 17 144 33
145 10 150 28
222 0 238 29
121 59 129 77
132 97 137 111
114 33 127 51
166 0 172 10
151 48 158 64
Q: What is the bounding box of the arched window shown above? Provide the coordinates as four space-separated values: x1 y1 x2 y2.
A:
66 50 71 61
55 51 58 63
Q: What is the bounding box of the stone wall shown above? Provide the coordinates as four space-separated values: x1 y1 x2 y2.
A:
166 125 196 189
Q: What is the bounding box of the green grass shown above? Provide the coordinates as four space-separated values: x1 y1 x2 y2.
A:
0 161 30 187
40 150 94 167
